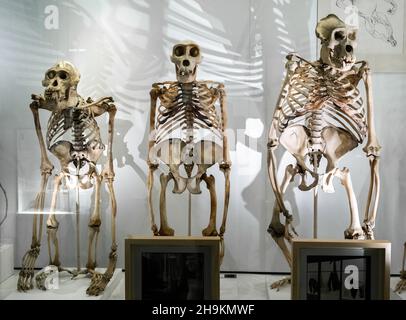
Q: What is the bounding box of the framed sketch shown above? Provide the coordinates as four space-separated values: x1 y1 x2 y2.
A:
292 239 391 300
318 0 406 72
125 236 220 300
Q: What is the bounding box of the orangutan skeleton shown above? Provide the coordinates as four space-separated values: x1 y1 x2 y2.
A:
267 15 381 288
148 42 231 256
395 242 406 293
17 61 117 296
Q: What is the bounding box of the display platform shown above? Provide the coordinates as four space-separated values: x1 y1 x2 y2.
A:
265 275 405 300
0 269 122 300
125 236 220 300
0 272 404 300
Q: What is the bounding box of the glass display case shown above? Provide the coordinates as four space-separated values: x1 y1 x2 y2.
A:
0 0 405 301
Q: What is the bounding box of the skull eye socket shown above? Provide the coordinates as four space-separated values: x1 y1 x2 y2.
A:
47 71 56 79
59 71 68 80
334 31 345 41
174 46 186 57
190 47 199 57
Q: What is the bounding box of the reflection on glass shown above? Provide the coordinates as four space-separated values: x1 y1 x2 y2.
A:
306 255 370 300
141 252 204 300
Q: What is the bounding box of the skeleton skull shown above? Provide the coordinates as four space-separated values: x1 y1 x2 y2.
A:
171 41 202 83
317 14 358 71
42 61 81 105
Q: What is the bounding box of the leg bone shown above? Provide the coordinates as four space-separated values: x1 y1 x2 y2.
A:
333 167 364 239
202 174 218 236
147 165 159 235
268 164 298 290
362 157 380 239
17 173 50 292
86 173 102 270
86 177 117 296
158 173 175 236
45 173 64 268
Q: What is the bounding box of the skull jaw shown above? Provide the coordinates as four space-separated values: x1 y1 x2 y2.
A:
175 65 197 83
43 87 79 110
320 46 355 72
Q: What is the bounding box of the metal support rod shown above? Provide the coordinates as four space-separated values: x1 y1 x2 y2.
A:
313 185 318 239
312 155 319 239
75 168 81 272
188 192 192 236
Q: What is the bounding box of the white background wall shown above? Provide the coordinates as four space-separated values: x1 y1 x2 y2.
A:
0 0 404 274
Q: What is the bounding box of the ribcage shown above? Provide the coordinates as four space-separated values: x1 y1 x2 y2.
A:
276 62 367 144
46 108 102 151
155 82 222 144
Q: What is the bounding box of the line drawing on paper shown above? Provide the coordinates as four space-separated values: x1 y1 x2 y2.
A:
336 0 399 47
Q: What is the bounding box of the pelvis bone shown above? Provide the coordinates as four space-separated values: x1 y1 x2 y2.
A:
153 138 222 193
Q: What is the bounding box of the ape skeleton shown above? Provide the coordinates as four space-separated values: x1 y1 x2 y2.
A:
17 61 117 296
147 41 231 255
267 15 381 288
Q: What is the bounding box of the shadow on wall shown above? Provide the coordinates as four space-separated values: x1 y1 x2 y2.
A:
2 0 269 268
2 0 266 181
138 0 266 161
241 0 314 249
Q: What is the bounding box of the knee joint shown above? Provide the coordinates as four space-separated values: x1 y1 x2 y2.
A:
89 219 101 228
267 222 285 238
46 221 59 229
